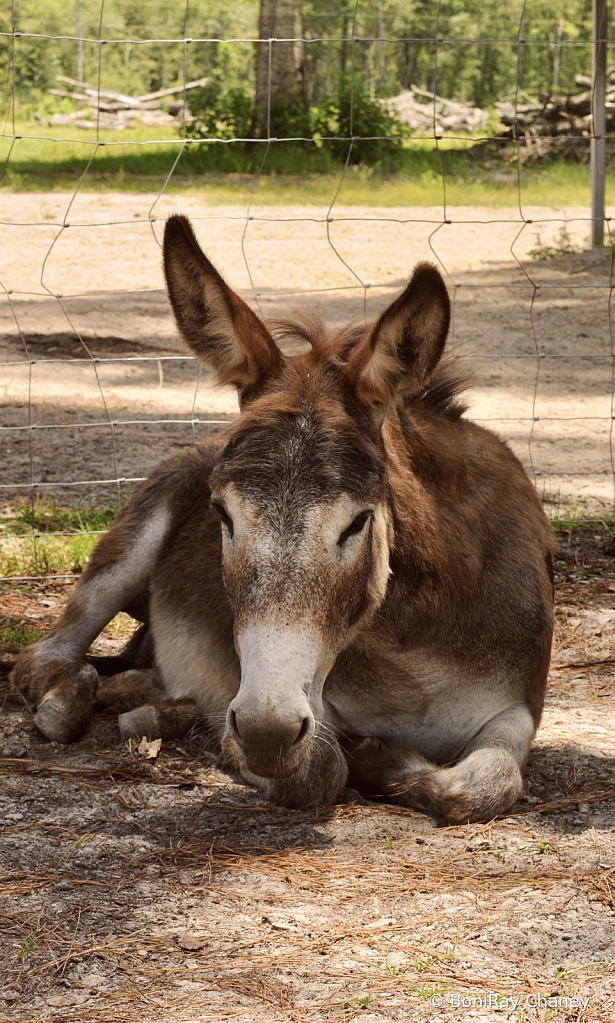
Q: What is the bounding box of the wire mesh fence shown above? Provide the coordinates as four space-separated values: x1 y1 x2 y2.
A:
1 1 614 583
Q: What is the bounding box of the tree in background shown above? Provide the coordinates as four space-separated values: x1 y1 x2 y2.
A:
252 0 308 138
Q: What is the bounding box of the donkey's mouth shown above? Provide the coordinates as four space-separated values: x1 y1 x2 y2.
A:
222 728 307 780
241 747 305 780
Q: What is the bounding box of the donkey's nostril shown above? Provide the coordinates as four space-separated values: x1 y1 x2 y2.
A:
291 715 313 749
227 707 241 741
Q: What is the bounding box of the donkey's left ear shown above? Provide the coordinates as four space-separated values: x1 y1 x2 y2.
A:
164 214 285 394
343 263 450 403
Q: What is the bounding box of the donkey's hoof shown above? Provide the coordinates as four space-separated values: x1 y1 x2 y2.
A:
118 705 160 741
34 694 85 745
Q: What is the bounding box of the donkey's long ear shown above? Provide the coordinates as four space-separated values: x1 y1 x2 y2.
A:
343 263 450 404
164 214 285 393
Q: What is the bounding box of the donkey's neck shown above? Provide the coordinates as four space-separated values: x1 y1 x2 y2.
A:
382 413 444 576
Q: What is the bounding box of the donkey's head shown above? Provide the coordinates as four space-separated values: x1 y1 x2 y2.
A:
164 215 450 779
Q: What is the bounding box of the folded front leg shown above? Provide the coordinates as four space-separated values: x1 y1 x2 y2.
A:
118 698 201 742
95 669 164 713
344 707 534 824
10 495 171 743
30 662 100 744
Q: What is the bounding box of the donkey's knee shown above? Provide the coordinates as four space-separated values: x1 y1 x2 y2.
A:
428 705 534 823
25 660 100 745
94 669 163 714
118 698 201 742
424 747 523 824
345 737 523 824
344 736 434 800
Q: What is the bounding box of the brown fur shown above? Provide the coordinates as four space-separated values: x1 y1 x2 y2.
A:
9 214 556 824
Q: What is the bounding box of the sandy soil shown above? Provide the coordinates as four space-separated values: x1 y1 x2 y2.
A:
0 534 614 1022
1 193 614 518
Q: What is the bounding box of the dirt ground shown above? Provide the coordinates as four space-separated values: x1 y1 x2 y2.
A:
0 533 614 1023
1 194 614 519
1 192 615 1021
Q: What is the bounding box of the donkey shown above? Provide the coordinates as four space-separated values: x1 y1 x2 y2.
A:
10 214 556 824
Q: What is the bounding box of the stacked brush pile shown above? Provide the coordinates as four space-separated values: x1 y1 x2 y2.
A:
387 71 610 163
495 70 615 162
41 75 209 130
385 85 488 135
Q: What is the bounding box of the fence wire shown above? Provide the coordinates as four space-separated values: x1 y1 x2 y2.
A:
1 7 615 582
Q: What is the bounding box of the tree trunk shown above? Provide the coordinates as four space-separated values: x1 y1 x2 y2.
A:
253 0 307 137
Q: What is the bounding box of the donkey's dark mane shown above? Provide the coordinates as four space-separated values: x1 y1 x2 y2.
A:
271 314 365 361
414 362 469 422
271 316 468 423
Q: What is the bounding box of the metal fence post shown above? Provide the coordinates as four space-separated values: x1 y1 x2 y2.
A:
591 0 607 247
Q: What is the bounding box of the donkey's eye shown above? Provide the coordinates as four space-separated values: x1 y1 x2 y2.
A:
338 510 371 546
211 501 234 538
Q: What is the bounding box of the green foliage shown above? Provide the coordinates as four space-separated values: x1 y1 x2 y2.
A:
0 120 596 205
17 934 39 960
529 225 582 260
187 84 254 142
0 496 125 578
303 0 594 108
0 625 41 650
1 0 256 119
0 533 99 577
341 994 371 1020
312 77 408 167
187 76 408 169
5 495 125 536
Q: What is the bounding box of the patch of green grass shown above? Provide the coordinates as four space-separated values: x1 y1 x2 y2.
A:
529 225 583 260
440 930 463 963
0 625 42 650
0 123 593 206
407 951 437 973
538 926 615 984
409 981 448 1002
340 994 371 1020
17 934 39 961
0 533 99 577
538 491 611 532
0 497 124 578
406 935 462 974
3 497 124 537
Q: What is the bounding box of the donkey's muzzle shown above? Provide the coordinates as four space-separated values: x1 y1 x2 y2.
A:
226 705 314 778
230 624 326 777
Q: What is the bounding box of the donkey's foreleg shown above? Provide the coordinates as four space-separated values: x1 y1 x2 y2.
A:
31 662 100 745
118 698 201 742
346 707 534 825
94 669 201 741
424 706 535 824
94 669 164 713
10 506 170 743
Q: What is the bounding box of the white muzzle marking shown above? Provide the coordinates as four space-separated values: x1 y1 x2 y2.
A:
227 625 332 769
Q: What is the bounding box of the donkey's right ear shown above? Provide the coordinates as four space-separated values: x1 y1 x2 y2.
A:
163 214 285 393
